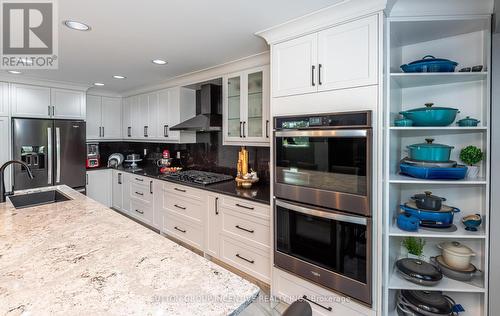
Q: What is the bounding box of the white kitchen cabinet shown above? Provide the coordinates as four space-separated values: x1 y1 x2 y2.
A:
205 194 221 257
101 97 122 139
122 97 132 138
11 84 51 118
86 169 112 207
112 170 125 211
51 88 86 120
138 94 149 139
223 65 270 146
86 95 122 140
0 82 9 116
272 33 318 97
272 14 378 97
128 95 141 138
0 117 11 191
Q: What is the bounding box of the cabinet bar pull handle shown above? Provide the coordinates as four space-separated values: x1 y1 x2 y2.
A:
118 173 122 184
135 178 144 182
235 253 254 264
144 126 148 137
239 121 243 138
266 120 269 138
135 209 144 214
174 204 186 210
242 121 246 138
174 187 186 192
128 126 131 137
135 191 144 196
318 64 323 85
86 174 88 185
174 226 186 233
215 197 219 215
302 295 332 312
235 203 254 210
102 126 104 137
311 65 316 86
150 181 153 194
48 105 51 116
235 225 254 233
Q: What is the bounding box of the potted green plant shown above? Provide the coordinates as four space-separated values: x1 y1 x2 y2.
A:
460 145 484 179
402 237 425 259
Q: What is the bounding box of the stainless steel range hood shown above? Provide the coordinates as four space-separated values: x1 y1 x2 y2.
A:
170 84 222 132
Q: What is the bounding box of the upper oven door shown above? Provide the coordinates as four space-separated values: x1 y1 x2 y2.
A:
274 129 371 216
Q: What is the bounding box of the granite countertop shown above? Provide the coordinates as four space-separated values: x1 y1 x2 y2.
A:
88 166 271 205
0 186 259 315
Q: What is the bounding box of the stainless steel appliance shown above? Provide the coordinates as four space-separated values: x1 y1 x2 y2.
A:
273 111 373 305
12 118 86 191
86 143 100 168
274 111 372 216
160 170 233 185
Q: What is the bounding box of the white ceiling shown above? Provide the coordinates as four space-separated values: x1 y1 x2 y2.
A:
10 0 341 94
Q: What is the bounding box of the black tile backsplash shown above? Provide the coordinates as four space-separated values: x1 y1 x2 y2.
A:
96 132 270 182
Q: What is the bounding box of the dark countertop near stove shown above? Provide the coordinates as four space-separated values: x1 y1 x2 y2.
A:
87 166 270 205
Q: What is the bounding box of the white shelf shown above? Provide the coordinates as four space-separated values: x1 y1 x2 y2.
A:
390 72 487 88
389 174 487 185
389 223 486 239
390 126 487 131
388 270 485 293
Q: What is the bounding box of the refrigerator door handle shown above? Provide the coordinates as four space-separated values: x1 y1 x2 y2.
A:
47 127 53 184
56 127 61 183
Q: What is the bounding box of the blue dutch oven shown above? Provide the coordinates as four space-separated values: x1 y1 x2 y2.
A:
401 204 460 228
400 103 459 126
401 55 458 73
407 138 454 162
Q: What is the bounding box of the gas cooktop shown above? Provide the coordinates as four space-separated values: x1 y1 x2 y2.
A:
160 170 233 185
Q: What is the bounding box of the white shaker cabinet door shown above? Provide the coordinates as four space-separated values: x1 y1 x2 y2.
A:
51 88 86 120
86 170 112 207
101 97 122 139
158 89 171 140
272 33 318 97
0 117 10 190
85 95 102 140
317 14 378 92
147 93 159 139
112 170 124 211
0 82 9 116
129 96 142 138
11 84 51 118
122 97 132 138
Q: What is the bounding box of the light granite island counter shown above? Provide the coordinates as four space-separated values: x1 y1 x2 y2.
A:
0 186 260 315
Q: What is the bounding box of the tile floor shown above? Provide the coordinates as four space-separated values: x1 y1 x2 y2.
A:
239 294 289 316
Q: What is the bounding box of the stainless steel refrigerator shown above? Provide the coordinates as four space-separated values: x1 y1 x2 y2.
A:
12 118 86 191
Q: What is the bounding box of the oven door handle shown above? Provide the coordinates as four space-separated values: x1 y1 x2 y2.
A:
275 129 368 138
275 200 368 225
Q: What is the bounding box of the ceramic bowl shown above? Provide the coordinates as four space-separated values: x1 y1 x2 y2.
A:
462 214 482 231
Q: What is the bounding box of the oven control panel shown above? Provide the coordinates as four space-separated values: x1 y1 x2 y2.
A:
275 111 371 130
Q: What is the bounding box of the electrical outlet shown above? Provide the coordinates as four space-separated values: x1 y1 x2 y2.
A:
177 151 181 159
144 148 148 156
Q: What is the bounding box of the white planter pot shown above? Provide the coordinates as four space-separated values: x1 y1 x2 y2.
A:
466 165 480 179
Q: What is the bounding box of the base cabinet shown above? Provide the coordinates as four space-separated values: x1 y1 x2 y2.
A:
86 169 112 207
0 117 10 190
111 170 125 211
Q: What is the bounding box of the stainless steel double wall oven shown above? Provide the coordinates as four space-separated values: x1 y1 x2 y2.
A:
273 111 373 305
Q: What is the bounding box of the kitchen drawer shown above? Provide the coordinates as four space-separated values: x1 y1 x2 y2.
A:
164 193 203 224
130 175 150 186
220 207 270 250
130 182 153 203
220 196 270 219
129 196 153 226
220 235 270 283
272 268 374 316
161 182 204 202
163 212 203 250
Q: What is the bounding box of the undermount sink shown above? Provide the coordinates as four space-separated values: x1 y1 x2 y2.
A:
8 190 71 209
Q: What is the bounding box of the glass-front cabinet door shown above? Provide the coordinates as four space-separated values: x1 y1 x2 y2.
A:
223 66 269 146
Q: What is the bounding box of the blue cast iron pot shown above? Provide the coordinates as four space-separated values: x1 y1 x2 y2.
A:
394 117 413 127
400 55 458 73
407 138 454 162
456 116 480 127
400 103 459 126
400 204 460 227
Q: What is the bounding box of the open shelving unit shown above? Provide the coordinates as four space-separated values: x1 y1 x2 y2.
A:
383 15 491 316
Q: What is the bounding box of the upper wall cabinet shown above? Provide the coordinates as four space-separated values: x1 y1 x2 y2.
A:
11 83 86 119
272 14 378 98
86 95 122 140
223 66 270 146
0 82 9 116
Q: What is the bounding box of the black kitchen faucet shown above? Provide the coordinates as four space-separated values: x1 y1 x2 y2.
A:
0 160 34 203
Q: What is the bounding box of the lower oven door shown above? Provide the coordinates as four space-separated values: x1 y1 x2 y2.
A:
274 199 372 305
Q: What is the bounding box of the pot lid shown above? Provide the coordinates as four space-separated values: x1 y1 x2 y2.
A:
401 290 453 314
407 55 458 66
439 241 475 257
412 191 446 202
404 102 459 113
396 258 442 282
408 138 454 149
457 116 480 123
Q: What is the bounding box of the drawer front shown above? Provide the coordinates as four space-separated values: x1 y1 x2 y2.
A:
129 197 153 225
130 182 153 203
220 235 270 282
164 193 203 224
220 196 270 219
221 207 270 249
163 212 203 250
130 175 149 185
273 268 373 316
162 182 203 202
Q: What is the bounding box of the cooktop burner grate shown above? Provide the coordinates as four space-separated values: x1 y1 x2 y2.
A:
161 170 233 185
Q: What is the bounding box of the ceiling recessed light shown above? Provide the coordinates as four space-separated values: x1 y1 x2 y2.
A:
93 82 105 86
64 20 91 31
8 70 21 74
113 75 126 79
152 59 167 65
